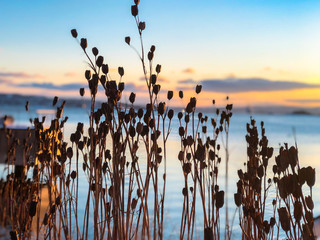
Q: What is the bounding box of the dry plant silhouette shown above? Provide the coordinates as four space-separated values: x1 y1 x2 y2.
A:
0 1 317 240
235 119 315 240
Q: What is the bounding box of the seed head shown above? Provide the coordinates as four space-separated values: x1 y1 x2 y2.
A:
139 21 146 31
156 64 161 73
129 92 136 104
53 96 58 106
125 36 131 45
195 85 202 94
102 64 109 74
168 109 174 119
179 90 183 99
96 56 104 67
80 88 85 96
148 51 154 61
80 38 87 50
71 29 78 38
92 47 98 56
85 70 91 80
131 5 138 17
118 67 124 77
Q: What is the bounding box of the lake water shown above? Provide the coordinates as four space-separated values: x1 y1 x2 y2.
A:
1 104 320 239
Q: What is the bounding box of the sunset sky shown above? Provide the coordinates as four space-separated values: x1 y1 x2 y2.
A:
1 0 320 107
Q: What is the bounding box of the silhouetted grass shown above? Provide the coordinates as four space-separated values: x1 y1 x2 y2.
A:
0 1 316 240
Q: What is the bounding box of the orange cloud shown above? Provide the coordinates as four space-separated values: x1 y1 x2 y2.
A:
182 68 195 74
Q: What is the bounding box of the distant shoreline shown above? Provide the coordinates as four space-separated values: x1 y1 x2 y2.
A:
1 93 319 116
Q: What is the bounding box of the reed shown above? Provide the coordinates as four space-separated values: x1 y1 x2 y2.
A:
177 93 233 240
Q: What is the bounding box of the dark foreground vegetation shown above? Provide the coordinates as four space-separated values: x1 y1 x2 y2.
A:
0 1 316 239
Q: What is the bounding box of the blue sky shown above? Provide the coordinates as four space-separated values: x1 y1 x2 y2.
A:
1 0 320 106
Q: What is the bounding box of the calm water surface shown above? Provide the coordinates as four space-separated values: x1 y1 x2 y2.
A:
1 105 320 239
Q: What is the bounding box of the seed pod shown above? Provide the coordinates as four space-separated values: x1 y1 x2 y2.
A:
98 76 105 86
80 38 87 50
92 47 98 56
226 104 233 111
306 167 315 187
138 21 146 31
185 114 190 123
278 207 290 232
29 201 37 217
158 102 165 115
272 165 278 174
151 74 157 85
209 150 215 161
156 64 161 73
178 112 183 120
179 126 185 137
270 217 276 227
129 126 136 137
182 187 188 196
131 5 138 16
168 109 174 119
96 56 104 67
118 67 124 77
137 108 143 118
234 193 241 207
262 221 270 234
195 85 202 94
85 70 91 80
125 36 131 45
186 102 193 114
150 45 155 52
43 213 49 226
131 198 138 209
118 82 125 92
179 90 183 99
278 177 287 199
129 92 136 104
102 64 109 74
148 51 153 61
153 84 160 95
80 88 85 96
294 201 302 221
71 29 78 38
288 146 298 167
267 147 274 159
71 170 77 180
53 96 58 106
204 227 213 240
257 165 264 178
167 90 173 100
183 163 191 174
67 147 73 159
202 126 207 134
216 191 224 209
